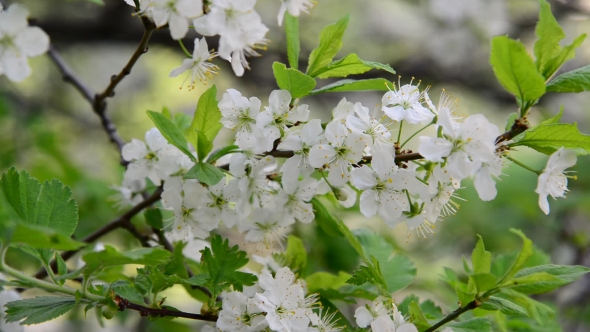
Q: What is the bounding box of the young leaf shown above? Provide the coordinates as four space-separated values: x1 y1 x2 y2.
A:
187 85 222 153
206 145 239 164
408 301 430 330
356 230 416 293
307 14 350 77
278 235 307 274
510 264 590 294
284 13 300 70
82 246 171 279
490 36 546 104
447 317 493 332
500 289 555 324
499 229 533 283
196 130 213 162
144 207 163 229
499 272 562 294
184 162 224 186
505 113 519 132
310 78 393 95
305 271 351 293
5 297 76 325
311 198 363 256
470 273 497 293
313 53 395 79
546 65 590 93
9 224 85 250
147 111 195 161
201 234 257 298
272 62 316 98
472 235 492 274
509 122 590 155
541 33 586 81
0 168 78 236
533 0 565 77
479 296 528 316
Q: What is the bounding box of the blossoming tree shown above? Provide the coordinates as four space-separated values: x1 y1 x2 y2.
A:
1 0 590 331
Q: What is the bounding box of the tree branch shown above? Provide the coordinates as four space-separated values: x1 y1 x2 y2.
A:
47 46 94 103
34 187 163 280
114 295 218 322
423 300 480 332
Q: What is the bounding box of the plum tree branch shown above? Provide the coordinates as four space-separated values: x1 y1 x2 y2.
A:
114 295 218 322
423 300 480 332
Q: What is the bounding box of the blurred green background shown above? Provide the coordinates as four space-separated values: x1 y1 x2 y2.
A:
1 0 590 331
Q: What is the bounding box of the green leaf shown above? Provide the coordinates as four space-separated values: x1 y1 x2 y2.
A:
306 271 351 293
109 280 145 304
272 62 316 98
509 122 590 155
408 300 430 330
284 13 300 70
470 273 497 293
310 78 393 95
201 234 257 298
448 317 493 332
499 289 555 324
144 208 163 229
147 111 195 161
279 235 307 274
184 162 224 186
356 230 416 293
313 53 395 79
10 224 85 250
206 145 239 164
500 229 533 283
500 272 562 294
311 198 363 256
195 130 213 162
510 264 590 294
0 167 78 236
82 246 171 279
490 36 546 104
135 266 199 297
56 252 67 278
472 235 492 274
5 296 76 325
307 14 350 77
534 0 565 78
86 0 105 4
542 33 586 81
479 296 528 316
546 65 590 93
187 85 222 155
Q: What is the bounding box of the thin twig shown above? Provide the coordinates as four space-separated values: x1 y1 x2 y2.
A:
33 187 163 280
423 300 480 332
47 46 94 103
114 295 218 322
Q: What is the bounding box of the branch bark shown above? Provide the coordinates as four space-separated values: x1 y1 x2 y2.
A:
114 295 218 322
423 300 480 332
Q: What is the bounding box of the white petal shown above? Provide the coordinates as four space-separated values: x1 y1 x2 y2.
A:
351 166 377 190
360 190 379 217
15 27 49 57
418 137 453 162
169 14 189 40
1 51 30 82
308 144 336 168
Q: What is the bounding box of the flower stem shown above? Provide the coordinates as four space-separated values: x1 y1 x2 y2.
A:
0 245 103 302
401 121 433 148
397 120 404 143
506 156 541 175
178 39 192 58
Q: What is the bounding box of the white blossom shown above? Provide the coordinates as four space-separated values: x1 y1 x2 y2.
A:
277 0 314 26
276 178 318 224
169 38 218 89
381 83 434 125
0 4 49 82
219 89 267 153
238 208 291 249
536 147 577 215
257 90 310 148
122 128 176 186
277 119 324 186
217 291 267 332
140 0 203 40
346 102 393 154
309 122 366 187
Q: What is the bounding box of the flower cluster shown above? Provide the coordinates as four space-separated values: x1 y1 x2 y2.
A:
217 263 341 332
0 4 50 82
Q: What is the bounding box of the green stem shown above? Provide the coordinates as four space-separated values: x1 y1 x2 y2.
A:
397 120 404 143
423 300 479 332
0 245 103 302
506 156 541 175
401 121 433 148
178 39 192 58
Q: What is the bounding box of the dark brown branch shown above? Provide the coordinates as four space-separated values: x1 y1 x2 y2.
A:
34 187 163 280
114 295 218 322
423 300 480 332
47 46 94 103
